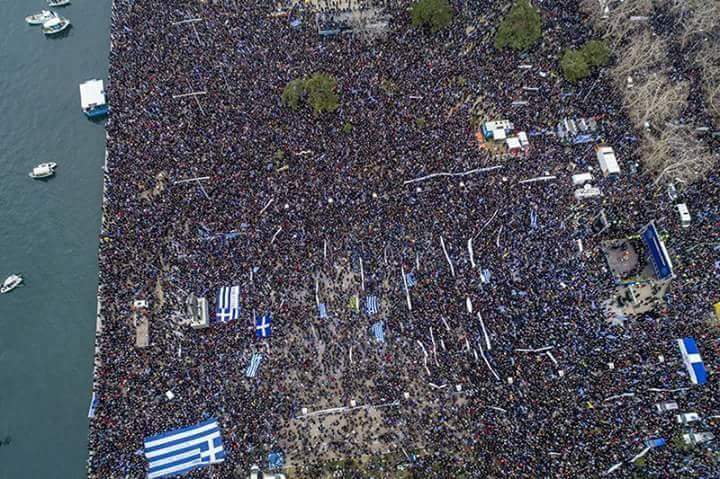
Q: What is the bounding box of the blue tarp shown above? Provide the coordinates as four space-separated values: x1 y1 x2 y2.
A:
640 222 673 279
645 438 667 448
268 451 284 469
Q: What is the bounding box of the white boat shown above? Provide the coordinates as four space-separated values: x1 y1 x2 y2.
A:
79 79 109 118
42 16 70 35
29 162 57 179
1 275 23 294
25 10 56 25
48 0 71 6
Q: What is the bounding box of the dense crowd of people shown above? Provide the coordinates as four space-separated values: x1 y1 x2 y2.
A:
88 0 720 477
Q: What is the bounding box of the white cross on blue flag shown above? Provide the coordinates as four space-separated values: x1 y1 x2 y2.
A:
255 313 272 338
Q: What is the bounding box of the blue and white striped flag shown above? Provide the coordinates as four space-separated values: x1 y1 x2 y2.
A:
215 286 240 323
406 272 417 288
366 296 379 316
480 269 492 284
677 337 707 385
530 209 538 229
245 353 263 378
87 392 98 419
318 303 328 319
144 418 225 479
371 321 385 342
255 313 272 338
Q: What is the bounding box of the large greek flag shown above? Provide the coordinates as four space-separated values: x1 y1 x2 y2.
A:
677 337 707 385
318 303 328 319
245 353 263 378
215 286 240 323
144 418 225 479
366 296 379 316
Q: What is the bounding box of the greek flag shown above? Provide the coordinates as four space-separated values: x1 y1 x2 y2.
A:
215 286 240 323
255 313 272 338
366 296 379 316
245 353 263 378
677 337 707 385
406 272 417 288
143 418 225 479
87 392 98 419
480 269 492 284
318 303 328 319
371 320 385 342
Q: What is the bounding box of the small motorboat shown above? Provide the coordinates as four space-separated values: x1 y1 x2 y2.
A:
25 10 56 25
1 275 23 294
42 16 70 35
47 0 71 6
29 162 57 179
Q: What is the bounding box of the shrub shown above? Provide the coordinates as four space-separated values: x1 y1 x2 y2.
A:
494 0 542 51
410 0 453 32
342 122 353 133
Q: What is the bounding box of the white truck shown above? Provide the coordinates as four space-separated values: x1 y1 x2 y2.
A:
596 145 620 177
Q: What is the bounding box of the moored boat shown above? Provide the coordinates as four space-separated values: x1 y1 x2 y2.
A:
1 274 23 294
42 16 71 35
25 10 56 25
29 162 58 179
79 79 109 118
47 0 71 7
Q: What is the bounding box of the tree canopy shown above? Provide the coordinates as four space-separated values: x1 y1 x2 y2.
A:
304 73 340 114
560 40 611 83
582 39 611 67
560 49 590 83
410 0 453 33
281 79 305 111
494 0 542 51
281 73 339 114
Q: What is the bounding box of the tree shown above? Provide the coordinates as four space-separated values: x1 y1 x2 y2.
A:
281 73 339 114
582 40 611 67
561 49 590 82
494 0 542 51
410 0 453 32
281 79 305 111
304 73 339 114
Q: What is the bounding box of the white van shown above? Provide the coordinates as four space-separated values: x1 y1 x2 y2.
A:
572 172 593 186
596 145 620 177
248 466 286 479
676 412 701 424
654 401 678 413
677 203 691 228
683 432 715 445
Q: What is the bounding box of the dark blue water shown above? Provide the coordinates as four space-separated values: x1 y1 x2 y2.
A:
0 1 109 477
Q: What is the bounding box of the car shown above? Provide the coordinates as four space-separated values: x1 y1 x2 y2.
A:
248 465 286 479
683 432 715 445
676 412 701 424
654 401 678 413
